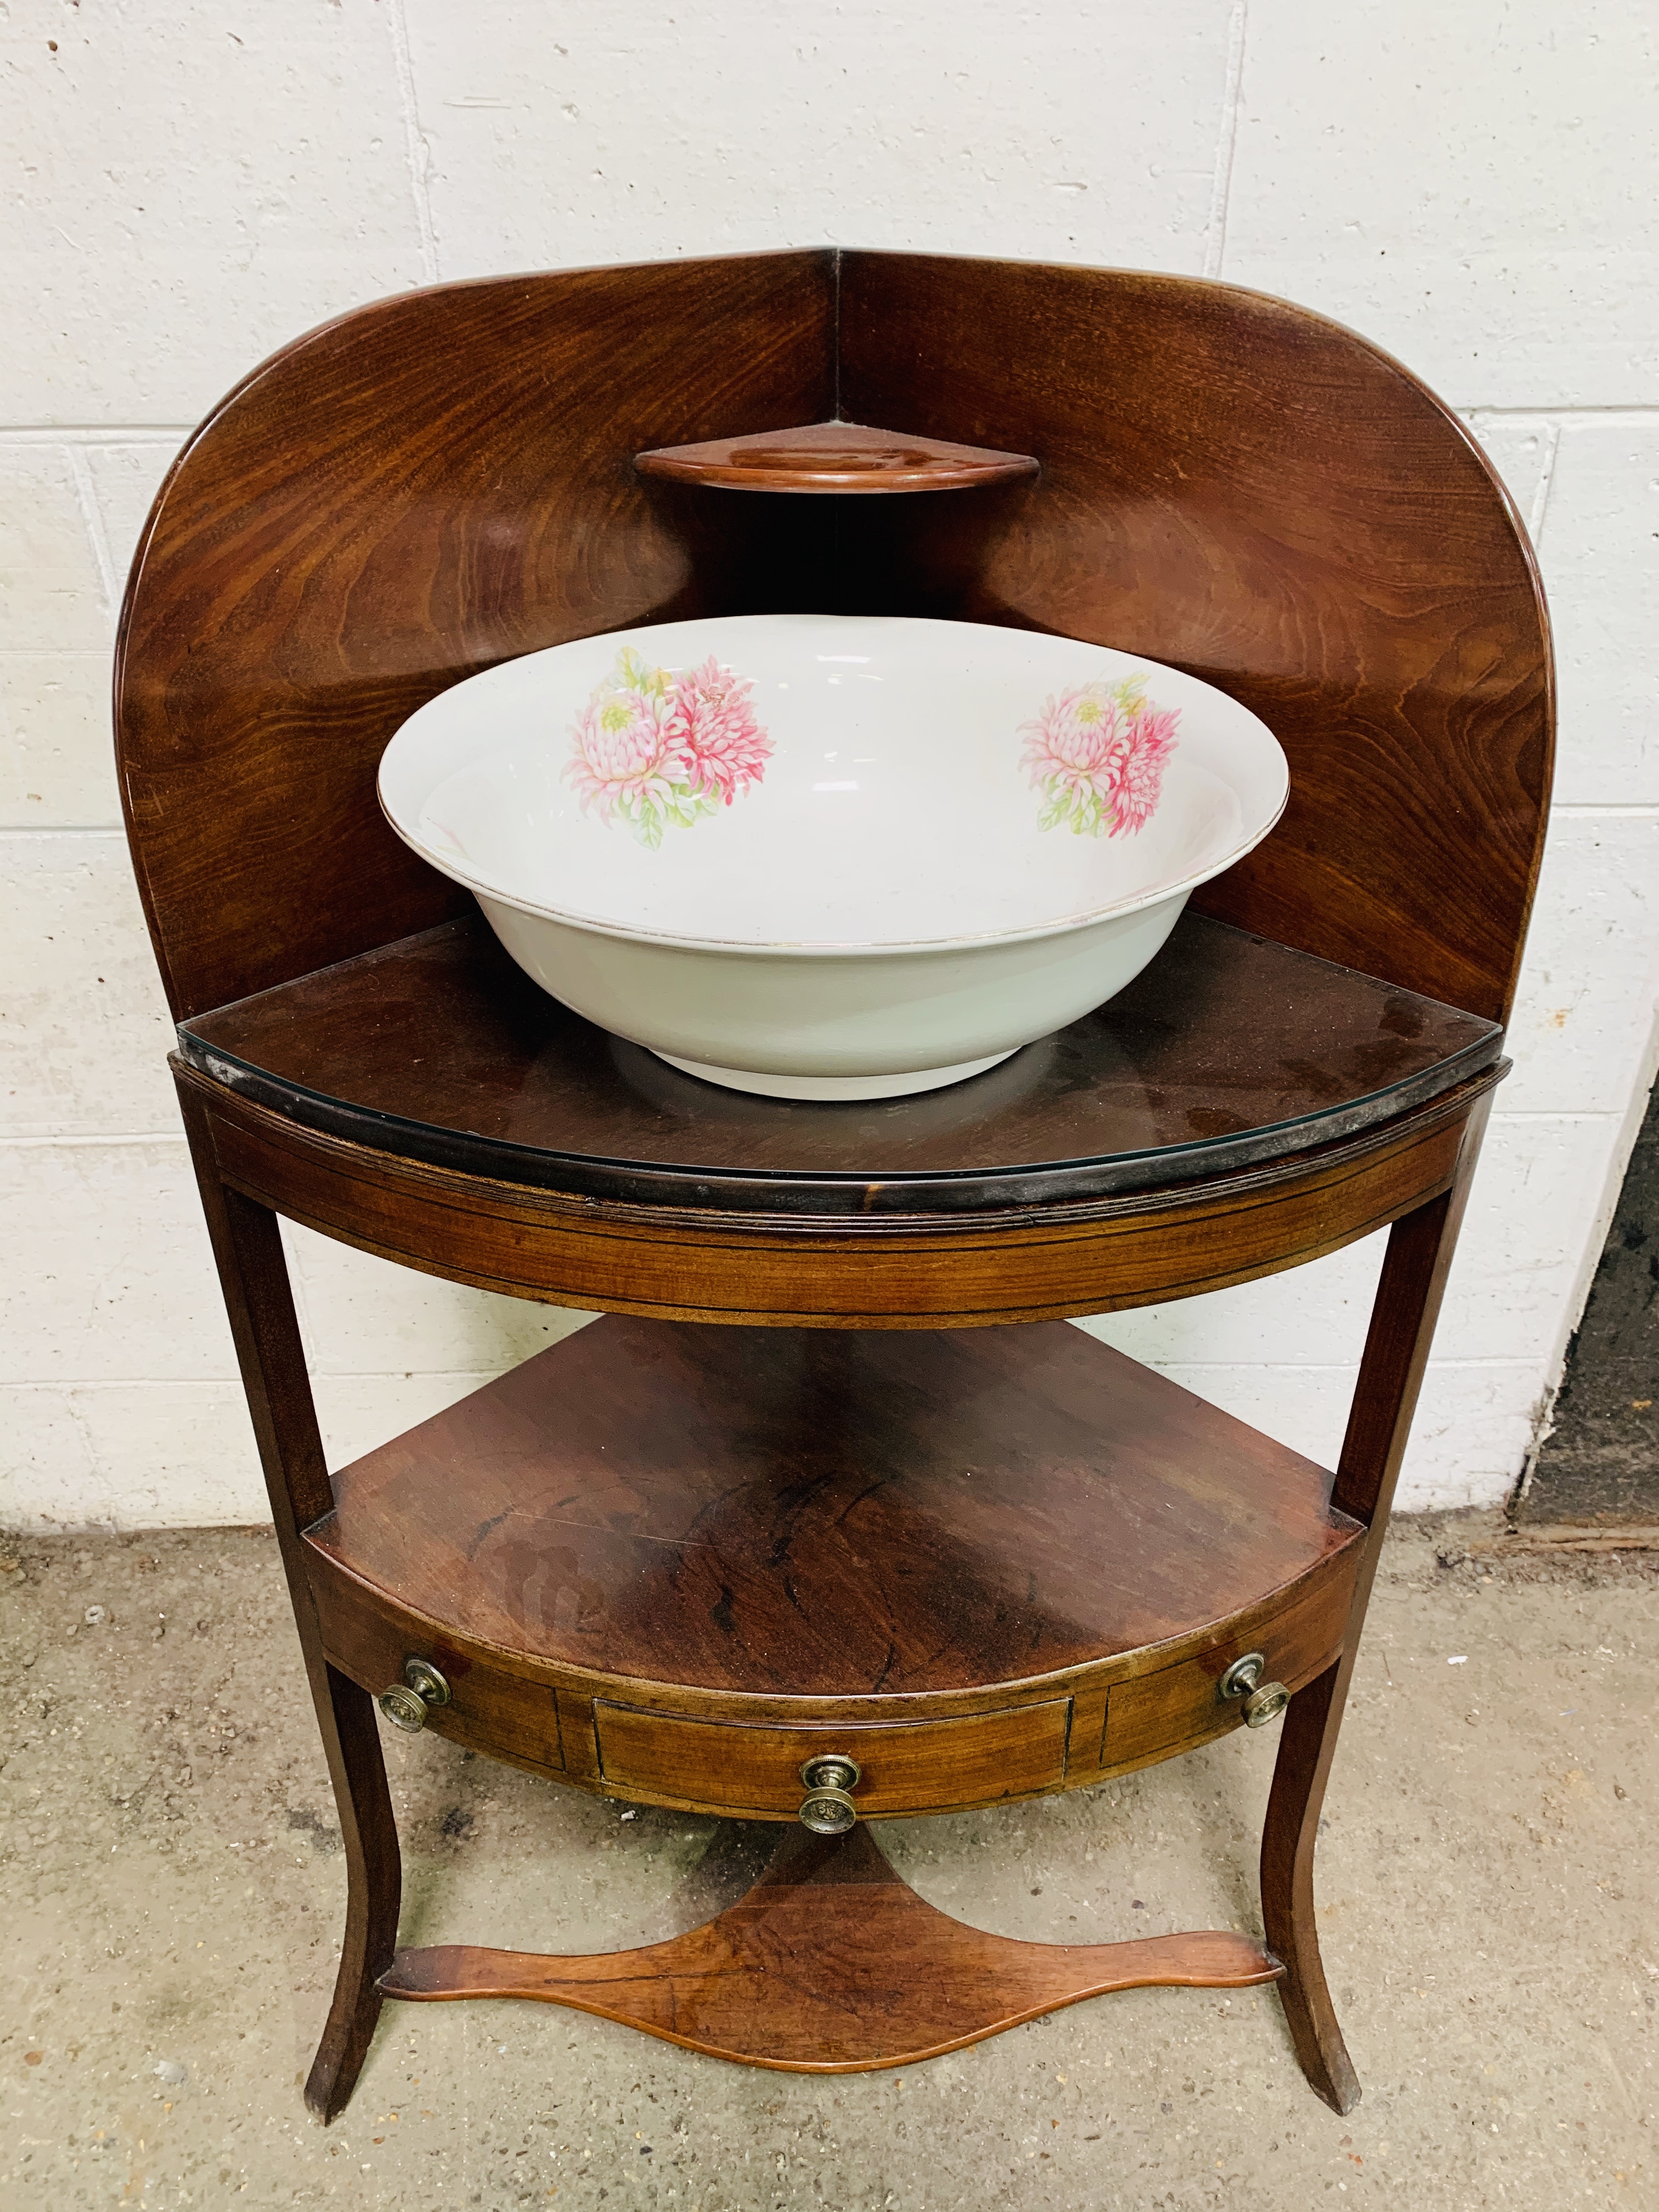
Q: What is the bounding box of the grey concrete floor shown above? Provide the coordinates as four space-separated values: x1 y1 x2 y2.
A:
1 1515 1654 2211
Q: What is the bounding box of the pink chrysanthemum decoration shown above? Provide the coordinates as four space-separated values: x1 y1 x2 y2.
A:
1110 698 1180 833
668 655 774 806
1020 684 1126 825
1019 678 1178 837
565 676 683 827
565 646 773 846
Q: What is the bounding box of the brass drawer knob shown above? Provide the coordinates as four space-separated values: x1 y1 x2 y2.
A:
798 1753 862 1833
378 1656 452 1733
1219 1651 1290 1728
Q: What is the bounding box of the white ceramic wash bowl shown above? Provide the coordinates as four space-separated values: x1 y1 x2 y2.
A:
379 615 1289 1101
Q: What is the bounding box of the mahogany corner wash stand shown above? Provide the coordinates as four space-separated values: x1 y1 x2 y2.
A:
116 252 1551 2121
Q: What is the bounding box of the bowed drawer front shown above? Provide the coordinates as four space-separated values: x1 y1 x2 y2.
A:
592 1699 1074 1818
1103 1557 1361 1774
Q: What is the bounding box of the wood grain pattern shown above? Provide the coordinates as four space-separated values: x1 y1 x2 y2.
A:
119 252 1549 1036
837 253 1554 1024
125 251 1548 2117
296 1315 1361 1816
377 1647 565 1779
376 1824 1283 2071
592 1700 1072 1816
1102 1568 1351 1775
178 911 1502 1216
182 1059 1496 1325
117 251 836 1021
635 416 1039 492
305 1529 1359 1790
177 1088 399 2124
303 1314 1361 1698
1262 1093 1494 2113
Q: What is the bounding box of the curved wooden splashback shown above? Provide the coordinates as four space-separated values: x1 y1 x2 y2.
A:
117 250 1549 1027
837 255 1553 1024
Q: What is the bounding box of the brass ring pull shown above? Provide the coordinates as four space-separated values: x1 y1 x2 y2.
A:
1218 1651 1290 1728
377 1656 452 1733
798 1753 862 1833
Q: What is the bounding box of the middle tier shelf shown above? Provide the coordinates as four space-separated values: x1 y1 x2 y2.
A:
179 909 1502 1219
303 1317 1365 1819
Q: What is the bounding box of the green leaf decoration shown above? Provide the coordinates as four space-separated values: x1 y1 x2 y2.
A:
617 646 669 698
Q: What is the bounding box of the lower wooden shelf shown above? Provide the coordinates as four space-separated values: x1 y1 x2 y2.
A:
377 1824 1282 2072
302 1316 1364 1819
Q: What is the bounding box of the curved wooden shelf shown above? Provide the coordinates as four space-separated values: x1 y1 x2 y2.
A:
376 1826 1283 2073
301 1314 1364 1816
178 911 1500 1219
179 1057 1495 1327
183 1054 1493 1326
634 416 1038 493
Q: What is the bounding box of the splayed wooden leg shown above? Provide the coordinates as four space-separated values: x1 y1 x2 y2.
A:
1264 1103 1492 2114
180 1082 403 2123
1262 1658 1359 2114
303 1665 402 2121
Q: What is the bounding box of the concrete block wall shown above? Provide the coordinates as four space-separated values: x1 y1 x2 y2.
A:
4 1 1655 1527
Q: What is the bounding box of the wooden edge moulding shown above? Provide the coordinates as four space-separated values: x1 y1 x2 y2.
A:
634 415 1040 493
117 249 1553 2126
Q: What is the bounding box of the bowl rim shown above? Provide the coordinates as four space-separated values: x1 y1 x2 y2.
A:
377 616 1290 959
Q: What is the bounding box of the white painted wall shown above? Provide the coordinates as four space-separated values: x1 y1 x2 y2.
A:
3 1 1656 1527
